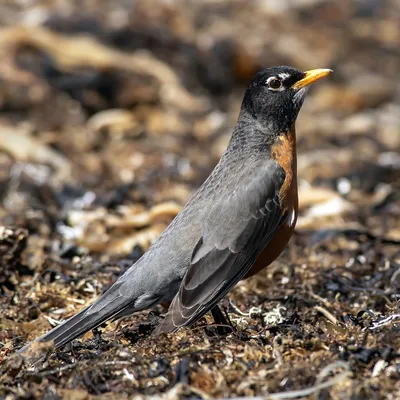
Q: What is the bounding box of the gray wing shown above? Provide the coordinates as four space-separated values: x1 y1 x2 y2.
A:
155 159 286 333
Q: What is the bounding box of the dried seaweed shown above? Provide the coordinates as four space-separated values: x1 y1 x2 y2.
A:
0 0 399 399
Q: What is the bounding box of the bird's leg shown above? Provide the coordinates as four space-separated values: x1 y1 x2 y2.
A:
211 305 233 335
113 319 123 341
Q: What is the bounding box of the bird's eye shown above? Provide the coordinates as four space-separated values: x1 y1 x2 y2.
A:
267 77 282 90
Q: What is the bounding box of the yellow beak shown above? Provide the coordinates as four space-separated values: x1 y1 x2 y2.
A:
291 68 333 90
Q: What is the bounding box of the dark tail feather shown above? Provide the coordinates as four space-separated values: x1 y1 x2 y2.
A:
19 298 131 355
18 307 100 354
36 306 102 349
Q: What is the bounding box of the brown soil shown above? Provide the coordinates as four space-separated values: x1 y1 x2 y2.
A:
0 1 399 399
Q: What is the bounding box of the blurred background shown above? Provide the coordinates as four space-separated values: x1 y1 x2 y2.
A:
0 0 399 398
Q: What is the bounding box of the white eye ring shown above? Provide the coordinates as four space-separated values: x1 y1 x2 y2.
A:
266 77 283 90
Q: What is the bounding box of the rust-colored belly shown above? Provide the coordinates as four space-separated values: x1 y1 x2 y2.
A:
244 204 297 279
244 128 298 279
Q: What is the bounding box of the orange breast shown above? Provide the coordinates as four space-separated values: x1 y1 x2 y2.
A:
271 128 297 211
244 127 298 279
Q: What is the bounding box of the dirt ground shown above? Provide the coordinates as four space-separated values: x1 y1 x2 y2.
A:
0 0 399 399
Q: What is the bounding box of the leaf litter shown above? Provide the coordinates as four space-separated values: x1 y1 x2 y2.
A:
0 0 399 398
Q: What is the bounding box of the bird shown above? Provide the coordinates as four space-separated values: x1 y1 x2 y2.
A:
20 66 332 354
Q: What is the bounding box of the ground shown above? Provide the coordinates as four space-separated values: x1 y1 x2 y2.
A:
0 0 399 399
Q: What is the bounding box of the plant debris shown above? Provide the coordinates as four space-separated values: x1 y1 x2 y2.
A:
0 0 399 399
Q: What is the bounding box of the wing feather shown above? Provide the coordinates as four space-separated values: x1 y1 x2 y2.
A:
155 159 287 333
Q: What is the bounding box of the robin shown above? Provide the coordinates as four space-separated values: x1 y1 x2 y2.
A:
20 66 331 352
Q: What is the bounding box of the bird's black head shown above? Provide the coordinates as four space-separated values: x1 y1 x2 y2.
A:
241 66 332 133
